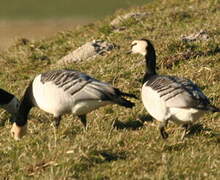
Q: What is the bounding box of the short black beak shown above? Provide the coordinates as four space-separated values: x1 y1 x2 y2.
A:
126 50 132 55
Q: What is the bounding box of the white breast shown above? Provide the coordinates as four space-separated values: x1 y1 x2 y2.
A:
141 84 171 121
32 75 74 116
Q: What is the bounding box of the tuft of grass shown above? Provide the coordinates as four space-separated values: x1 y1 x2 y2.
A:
0 0 220 179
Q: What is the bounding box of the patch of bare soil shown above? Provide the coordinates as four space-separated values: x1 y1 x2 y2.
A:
0 18 93 50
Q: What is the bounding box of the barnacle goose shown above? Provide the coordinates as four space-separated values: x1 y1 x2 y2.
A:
11 69 137 140
0 88 20 120
129 39 220 139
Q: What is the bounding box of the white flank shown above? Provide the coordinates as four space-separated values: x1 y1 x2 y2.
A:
169 107 204 124
72 100 110 115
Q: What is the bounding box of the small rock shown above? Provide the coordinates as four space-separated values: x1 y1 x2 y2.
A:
57 40 116 65
110 12 147 30
181 30 210 42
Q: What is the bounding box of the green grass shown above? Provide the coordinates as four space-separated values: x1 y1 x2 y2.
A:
0 0 220 179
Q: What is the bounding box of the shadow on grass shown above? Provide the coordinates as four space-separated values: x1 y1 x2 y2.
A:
90 150 127 163
162 123 220 152
161 125 207 152
162 142 187 152
138 114 154 123
186 123 215 137
113 119 143 130
112 114 153 130
70 150 127 179
189 123 220 140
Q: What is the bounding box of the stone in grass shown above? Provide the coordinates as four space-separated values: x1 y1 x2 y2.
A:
57 40 116 65
181 30 210 42
110 12 147 31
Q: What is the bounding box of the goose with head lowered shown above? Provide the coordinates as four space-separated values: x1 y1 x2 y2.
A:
11 69 137 140
0 88 20 121
129 39 220 139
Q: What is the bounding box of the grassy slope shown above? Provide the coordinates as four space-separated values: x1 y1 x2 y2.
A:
0 0 220 179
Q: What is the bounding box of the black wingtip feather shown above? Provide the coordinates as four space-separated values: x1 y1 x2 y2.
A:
114 88 138 99
208 105 220 113
119 99 135 108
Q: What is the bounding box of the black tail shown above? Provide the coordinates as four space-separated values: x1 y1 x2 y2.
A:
208 105 220 112
113 88 137 108
117 98 135 108
114 88 138 99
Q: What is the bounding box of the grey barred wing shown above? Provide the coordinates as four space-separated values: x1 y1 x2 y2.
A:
40 69 91 85
40 69 95 95
40 69 117 101
145 75 210 109
174 77 210 109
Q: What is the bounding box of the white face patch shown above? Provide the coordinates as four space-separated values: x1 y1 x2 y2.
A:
131 40 148 56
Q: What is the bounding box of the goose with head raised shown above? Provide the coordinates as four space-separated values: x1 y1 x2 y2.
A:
11 69 137 140
129 39 220 139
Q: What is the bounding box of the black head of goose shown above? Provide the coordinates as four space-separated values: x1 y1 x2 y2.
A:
129 39 220 139
0 88 20 121
11 69 137 140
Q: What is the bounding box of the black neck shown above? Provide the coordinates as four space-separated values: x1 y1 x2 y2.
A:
0 88 14 105
15 81 35 126
142 40 157 84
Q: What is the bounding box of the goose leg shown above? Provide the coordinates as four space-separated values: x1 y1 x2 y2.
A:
181 123 192 140
78 115 87 130
109 119 117 133
54 116 61 128
159 120 169 139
